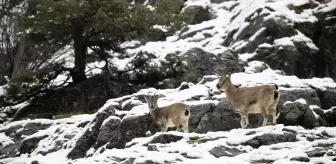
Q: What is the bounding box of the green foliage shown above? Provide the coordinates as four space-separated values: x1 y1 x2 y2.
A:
12 108 24 121
17 0 189 46
4 64 65 105
189 136 200 141
154 0 194 34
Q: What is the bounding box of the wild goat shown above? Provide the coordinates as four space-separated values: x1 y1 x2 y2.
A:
216 74 280 128
144 93 190 133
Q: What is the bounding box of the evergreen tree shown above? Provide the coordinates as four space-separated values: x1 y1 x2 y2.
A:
17 0 189 83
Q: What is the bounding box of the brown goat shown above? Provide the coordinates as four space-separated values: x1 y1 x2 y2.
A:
144 93 190 132
216 74 280 128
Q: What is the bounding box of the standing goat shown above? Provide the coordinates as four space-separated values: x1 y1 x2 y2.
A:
216 74 280 128
144 93 190 132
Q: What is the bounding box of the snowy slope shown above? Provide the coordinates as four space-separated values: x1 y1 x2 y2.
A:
1 68 336 164
2 124 336 164
1 0 336 163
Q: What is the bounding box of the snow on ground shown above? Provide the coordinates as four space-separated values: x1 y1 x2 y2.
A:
105 67 335 119
2 125 336 164
0 133 14 147
0 84 7 96
1 69 336 163
203 69 336 90
1 0 336 163
73 125 336 164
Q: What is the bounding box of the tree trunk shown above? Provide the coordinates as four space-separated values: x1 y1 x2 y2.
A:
11 42 26 80
72 26 87 83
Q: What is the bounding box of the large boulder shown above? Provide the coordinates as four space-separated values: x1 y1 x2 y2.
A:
20 135 48 154
250 37 317 79
209 145 245 158
225 6 327 79
224 8 296 53
277 88 321 112
149 133 183 144
324 107 336 126
188 102 214 132
107 114 156 149
194 100 240 133
94 116 121 148
243 133 297 148
121 98 143 111
314 88 336 109
277 99 320 129
67 104 116 159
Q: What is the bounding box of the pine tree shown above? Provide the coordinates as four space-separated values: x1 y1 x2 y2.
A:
17 0 188 83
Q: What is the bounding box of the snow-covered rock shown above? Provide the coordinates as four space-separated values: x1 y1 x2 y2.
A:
1 0 336 163
3 125 336 164
277 99 320 129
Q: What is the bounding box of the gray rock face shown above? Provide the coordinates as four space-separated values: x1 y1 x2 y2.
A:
107 114 156 149
168 48 243 83
188 102 214 132
95 116 121 148
277 88 321 112
290 156 310 162
121 99 143 111
324 107 336 126
277 99 319 129
228 6 321 79
243 133 297 148
315 88 336 109
20 135 48 154
251 41 317 79
209 145 245 158
149 134 183 144
0 113 7 124
178 82 190 91
67 105 116 159
194 100 240 133
210 0 231 4
309 11 336 81
243 5 336 80
306 148 327 157
0 120 53 158
198 75 218 85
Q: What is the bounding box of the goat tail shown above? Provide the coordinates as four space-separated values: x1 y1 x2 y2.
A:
274 84 278 90
273 84 279 99
274 90 279 99
184 107 190 116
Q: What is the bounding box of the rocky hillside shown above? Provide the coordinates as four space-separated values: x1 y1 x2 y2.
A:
1 0 336 163
1 70 336 163
1 0 336 120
